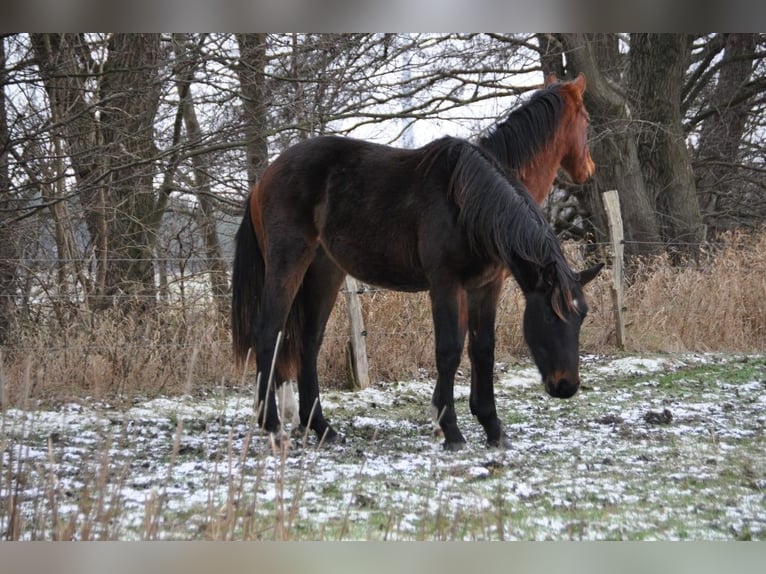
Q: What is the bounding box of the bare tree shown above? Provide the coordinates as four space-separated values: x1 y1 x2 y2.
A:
172 33 229 317
556 33 765 257
691 34 761 236
0 36 16 343
31 33 165 309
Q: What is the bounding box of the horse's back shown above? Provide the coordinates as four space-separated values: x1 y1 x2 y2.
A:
254 135 476 291
257 135 447 220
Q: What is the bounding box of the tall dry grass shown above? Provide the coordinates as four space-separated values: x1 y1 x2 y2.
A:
1 232 765 406
2 307 236 406
623 232 766 353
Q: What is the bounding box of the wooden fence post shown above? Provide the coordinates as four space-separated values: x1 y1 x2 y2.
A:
602 190 626 349
343 276 370 389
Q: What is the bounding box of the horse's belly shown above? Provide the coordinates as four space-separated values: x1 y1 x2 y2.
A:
347 266 429 293
320 233 429 292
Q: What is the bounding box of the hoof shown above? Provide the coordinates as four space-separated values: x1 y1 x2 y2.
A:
317 426 345 447
443 439 466 452
487 434 512 449
267 429 292 453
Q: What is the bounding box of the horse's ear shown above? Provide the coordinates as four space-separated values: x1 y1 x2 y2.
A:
577 262 604 286
544 72 559 87
572 73 587 96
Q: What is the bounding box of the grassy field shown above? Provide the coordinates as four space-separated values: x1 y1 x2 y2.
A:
2 353 764 540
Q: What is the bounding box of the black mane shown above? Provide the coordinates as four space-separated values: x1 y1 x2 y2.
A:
426 136 578 309
477 85 565 171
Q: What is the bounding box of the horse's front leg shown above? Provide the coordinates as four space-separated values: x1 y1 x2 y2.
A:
467 281 511 448
429 281 468 451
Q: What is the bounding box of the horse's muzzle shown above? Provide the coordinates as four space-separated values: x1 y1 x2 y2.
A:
545 372 580 399
585 156 596 179
573 155 596 184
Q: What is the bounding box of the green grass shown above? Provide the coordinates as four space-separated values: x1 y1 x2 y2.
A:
653 356 766 387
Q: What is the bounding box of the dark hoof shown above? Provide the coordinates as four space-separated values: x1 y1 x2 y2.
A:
443 439 466 452
487 434 512 449
317 426 345 447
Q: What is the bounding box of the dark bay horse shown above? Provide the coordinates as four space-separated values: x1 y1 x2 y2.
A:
232 74 602 450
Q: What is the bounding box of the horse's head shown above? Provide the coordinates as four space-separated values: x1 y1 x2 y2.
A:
549 73 595 185
522 262 603 398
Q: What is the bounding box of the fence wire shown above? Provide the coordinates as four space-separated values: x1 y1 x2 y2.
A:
1 234 764 356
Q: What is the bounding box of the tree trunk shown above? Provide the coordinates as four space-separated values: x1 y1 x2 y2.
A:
628 34 704 255
0 38 16 343
235 34 270 187
43 135 75 315
31 33 165 311
559 34 663 257
694 34 757 237
30 33 110 302
98 33 163 308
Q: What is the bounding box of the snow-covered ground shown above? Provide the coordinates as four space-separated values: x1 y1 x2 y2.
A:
2 353 765 540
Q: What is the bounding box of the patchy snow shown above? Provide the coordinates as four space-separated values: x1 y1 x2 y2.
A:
1 353 764 540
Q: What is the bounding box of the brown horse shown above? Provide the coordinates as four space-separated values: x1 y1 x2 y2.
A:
231 74 601 450
478 73 593 203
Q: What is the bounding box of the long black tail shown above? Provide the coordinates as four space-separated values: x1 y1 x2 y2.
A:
231 195 264 367
231 191 303 377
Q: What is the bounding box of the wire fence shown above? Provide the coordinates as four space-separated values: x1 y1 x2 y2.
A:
2 237 765 299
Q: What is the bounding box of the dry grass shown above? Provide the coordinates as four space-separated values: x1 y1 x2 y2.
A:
2 308 236 406
623 232 766 353
1 232 765 405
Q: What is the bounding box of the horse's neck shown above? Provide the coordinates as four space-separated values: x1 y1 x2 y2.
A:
518 145 561 205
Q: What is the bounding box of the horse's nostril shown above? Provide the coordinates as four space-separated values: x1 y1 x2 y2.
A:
546 375 580 399
561 378 580 398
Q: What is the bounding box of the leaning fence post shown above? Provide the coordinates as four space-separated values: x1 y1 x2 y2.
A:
343 276 370 389
602 189 626 349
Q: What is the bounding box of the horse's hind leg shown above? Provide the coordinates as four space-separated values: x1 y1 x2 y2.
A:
252 239 316 439
467 280 511 448
429 277 469 450
295 250 346 444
